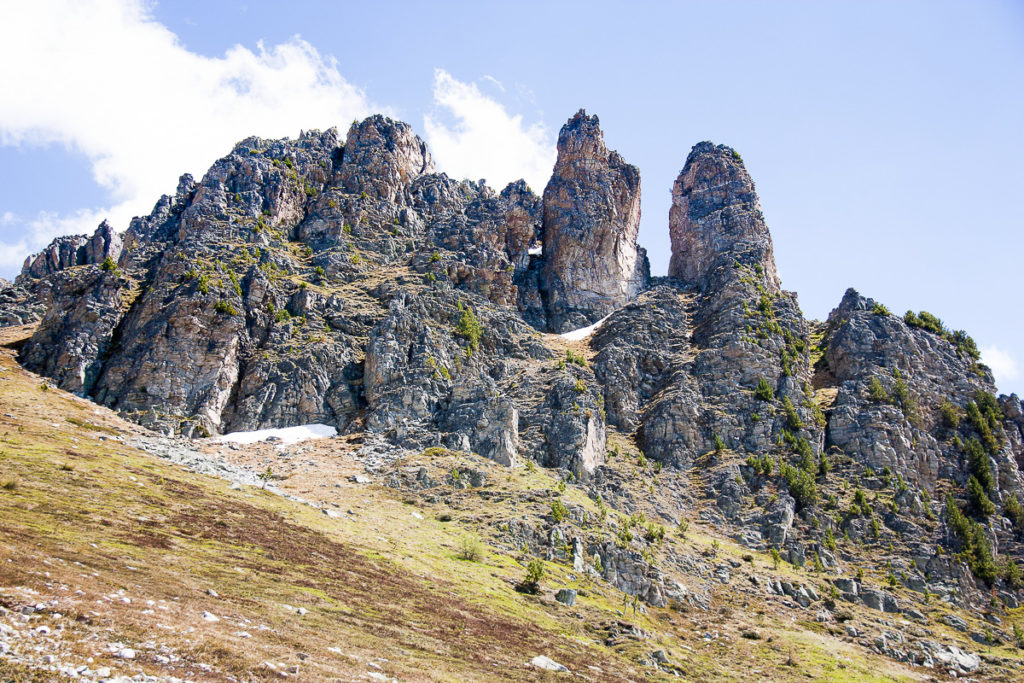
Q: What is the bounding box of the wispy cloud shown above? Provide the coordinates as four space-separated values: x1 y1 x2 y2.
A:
981 346 1019 391
0 0 374 273
481 75 506 92
423 69 555 194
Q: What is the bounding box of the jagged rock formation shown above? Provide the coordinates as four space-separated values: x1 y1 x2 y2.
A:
822 288 1004 492
336 115 434 202
16 220 122 286
668 142 779 293
4 110 1024 643
541 110 649 332
0 282 45 326
18 268 132 395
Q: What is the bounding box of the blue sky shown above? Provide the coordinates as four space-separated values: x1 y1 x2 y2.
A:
1 0 1022 395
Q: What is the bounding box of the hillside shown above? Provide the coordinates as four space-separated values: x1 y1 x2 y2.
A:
2 109 1024 681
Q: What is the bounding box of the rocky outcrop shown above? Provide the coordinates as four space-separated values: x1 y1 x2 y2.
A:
85 221 123 267
591 540 667 607
0 283 46 326
16 221 122 286
336 115 434 203
9 111 1024 623
637 259 816 467
592 286 691 432
18 235 90 283
419 178 543 312
668 142 779 293
822 288 1011 492
18 267 131 394
541 110 648 332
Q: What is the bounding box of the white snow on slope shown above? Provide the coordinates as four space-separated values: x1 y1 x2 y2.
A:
528 244 542 256
214 423 337 446
559 313 612 341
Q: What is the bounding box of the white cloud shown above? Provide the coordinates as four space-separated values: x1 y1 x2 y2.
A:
0 0 375 273
481 75 505 92
981 346 1019 389
424 69 555 194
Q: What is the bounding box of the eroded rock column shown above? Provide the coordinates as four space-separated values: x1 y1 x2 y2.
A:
541 110 648 332
668 142 779 293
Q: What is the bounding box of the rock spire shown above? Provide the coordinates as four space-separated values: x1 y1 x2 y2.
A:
668 142 779 292
541 110 648 332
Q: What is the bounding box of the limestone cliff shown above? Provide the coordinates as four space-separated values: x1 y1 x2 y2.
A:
3 111 1024 636
541 110 649 332
669 142 779 293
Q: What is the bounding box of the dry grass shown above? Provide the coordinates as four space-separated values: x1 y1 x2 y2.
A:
0 324 649 682
3 321 1019 681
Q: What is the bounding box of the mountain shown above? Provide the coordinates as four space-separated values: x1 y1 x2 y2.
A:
2 110 1024 681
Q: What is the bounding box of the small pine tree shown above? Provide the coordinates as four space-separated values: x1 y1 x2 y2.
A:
754 378 774 401
550 499 568 523
259 465 273 489
824 528 837 552
455 302 483 352
967 475 995 518
515 559 545 594
965 438 995 493
940 400 961 429
1005 494 1024 534
781 396 804 430
867 377 889 403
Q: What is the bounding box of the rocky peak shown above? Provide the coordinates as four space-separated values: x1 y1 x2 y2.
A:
122 173 196 259
541 109 648 332
668 142 780 293
832 287 870 315
337 115 434 202
16 220 122 286
6 110 1024 651
86 220 123 264
551 110 608 171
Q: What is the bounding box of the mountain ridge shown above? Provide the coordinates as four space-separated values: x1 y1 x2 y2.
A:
3 109 1024 680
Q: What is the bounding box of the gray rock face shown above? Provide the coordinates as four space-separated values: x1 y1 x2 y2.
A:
638 252 817 467
592 286 690 432
19 267 130 395
542 371 607 478
668 142 779 293
85 220 123 266
541 110 649 332
942 613 968 631
920 641 980 673
10 111 1024 623
0 283 46 326
592 540 667 607
17 235 89 284
823 288 1012 492
337 115 434 202
860 588 900 613
419 178 543 312
554 588 577 606
16 220 122 286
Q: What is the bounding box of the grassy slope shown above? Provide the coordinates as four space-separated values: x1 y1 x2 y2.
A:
2 319 1015 681
0 325 645 681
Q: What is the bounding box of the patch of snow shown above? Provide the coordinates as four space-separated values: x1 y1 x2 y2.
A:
530 655 569 672
559 313 612 342
214 424 337 446
528 244 542 256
